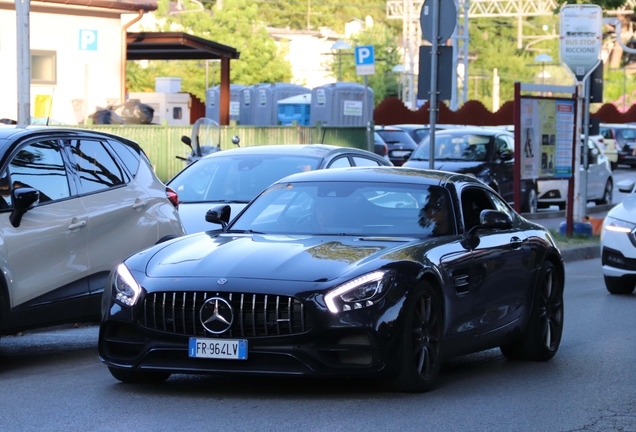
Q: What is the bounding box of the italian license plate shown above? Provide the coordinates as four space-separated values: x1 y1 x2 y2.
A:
189 338 248 360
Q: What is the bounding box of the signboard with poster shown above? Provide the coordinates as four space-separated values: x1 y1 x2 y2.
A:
520 97 576 179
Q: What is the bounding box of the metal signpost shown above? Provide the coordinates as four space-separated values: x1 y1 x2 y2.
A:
355 45 376 153
559 4 602 227
16 0 31 126
420 0 457 169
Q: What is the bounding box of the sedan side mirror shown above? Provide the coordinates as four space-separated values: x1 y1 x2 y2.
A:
181 135 192 149
205 204 231 231
479 209 513 229
10 187 39 228
500 152 513 162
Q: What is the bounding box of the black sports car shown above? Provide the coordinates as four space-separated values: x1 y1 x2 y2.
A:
99 167 564 392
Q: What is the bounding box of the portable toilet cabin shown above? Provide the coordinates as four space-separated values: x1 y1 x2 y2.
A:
277 93 311 126
310 82 374 126
238 86 256 125
250 83 311 126
206 84 246 123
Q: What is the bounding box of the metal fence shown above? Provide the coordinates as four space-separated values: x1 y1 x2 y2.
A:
83 124 370 182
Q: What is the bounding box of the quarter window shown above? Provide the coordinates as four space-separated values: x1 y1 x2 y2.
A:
328 157 352 168
67 139 128 194
8 140 70 204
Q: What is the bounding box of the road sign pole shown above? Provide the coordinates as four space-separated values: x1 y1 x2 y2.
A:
16 0 31 126
428 0 439 170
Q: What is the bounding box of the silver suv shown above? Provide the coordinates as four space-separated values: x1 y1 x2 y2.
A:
0 126 185 338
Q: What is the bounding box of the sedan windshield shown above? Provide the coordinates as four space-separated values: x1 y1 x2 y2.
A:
230 181 454 237
168 154 321 203
410 131 492 162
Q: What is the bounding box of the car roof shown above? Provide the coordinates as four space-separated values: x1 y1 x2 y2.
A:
271 165 486 187
198 144 385 160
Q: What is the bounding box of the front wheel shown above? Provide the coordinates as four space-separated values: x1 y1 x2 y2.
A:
521 188 538 214
108 367 171 384
389 281 443 392
604 276 636 295
500 261 563 361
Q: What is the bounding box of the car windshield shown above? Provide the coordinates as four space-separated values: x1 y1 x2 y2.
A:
230 181 454 237
616 128 636 142
168 154 322 203
410 131 491 161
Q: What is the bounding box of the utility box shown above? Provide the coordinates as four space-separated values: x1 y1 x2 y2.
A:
127 92 191 126
206 84 246 124
277 93 311 126
246 83 311 126
310 82 374 126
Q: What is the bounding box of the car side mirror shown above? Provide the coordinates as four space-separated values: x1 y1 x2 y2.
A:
479 209 513 229
617 179 636 194
231 136 241 147
10 187 39 228
181 135 192 149
500 152 513 162
205 204 231 230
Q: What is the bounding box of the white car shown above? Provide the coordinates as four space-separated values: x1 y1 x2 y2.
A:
537 136 613 210
601 179 636 294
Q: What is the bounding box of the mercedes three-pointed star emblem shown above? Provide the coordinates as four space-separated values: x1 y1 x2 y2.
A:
199 297 234 334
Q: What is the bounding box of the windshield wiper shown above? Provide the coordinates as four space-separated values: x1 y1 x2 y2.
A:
226 229 265 234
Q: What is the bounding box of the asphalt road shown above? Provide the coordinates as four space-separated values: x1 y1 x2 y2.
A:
1 257 634 432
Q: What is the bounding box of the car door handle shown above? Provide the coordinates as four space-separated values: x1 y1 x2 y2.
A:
510 236 524 249
68 220 86 230
132 200 148 209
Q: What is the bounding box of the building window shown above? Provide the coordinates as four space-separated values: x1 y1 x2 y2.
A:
173 107 182 119
31 50 57 85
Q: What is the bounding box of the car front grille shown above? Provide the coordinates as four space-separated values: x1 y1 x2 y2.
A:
141 291 313 338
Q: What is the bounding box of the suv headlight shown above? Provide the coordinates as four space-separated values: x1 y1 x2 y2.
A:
113 263 142 307
324 270 392 313
604 217 636 234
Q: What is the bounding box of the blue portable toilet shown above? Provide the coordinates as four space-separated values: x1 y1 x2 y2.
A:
250 83 311 126
205 84 245 123
277 93 311 126
238 86 255 125
310 82 374 126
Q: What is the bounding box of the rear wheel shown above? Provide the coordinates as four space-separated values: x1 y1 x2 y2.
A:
604 276 636 294
595 179 613 205
389 281 443 392
108 367 171 384
500 261 563 361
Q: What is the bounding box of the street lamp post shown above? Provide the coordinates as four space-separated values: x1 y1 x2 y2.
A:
534 53 553 86
392 64 406 101
331 40 351 82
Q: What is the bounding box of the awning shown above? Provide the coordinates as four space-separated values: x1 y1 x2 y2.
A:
127 32 240 61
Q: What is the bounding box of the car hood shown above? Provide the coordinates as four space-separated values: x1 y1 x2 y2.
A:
608 194 636 222
143 233 417 282
178 202 248 235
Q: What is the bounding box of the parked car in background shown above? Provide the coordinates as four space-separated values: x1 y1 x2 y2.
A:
0 126 185 339
99 167 564 392
391 124 468 146
167 144 393 234
537 136 613 210
373 132 390 161
374 125 418 166
403 127 538 213
599 123 636 170
601 179 636 294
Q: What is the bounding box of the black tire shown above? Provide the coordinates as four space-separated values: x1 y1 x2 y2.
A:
610 161 618 171
557 202 566 211
500 261 563 361
604 276 636 295
108 367 171 384
595 179 613 205
521 188 538 214
389 281 443 393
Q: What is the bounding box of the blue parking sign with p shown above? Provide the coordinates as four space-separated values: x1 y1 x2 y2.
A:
355 45 375 76
79 30 98 51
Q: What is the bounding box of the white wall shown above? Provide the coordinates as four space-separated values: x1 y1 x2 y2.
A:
0 10 123 124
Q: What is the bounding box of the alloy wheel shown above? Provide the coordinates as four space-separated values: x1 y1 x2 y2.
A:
411 291 442 379
538 267 563 351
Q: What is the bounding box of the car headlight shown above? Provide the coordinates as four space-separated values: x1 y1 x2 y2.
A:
113 263 142 307
603 217 636 234
324 270 391 314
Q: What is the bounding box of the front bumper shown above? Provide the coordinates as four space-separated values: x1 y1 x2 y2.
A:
99 288 408 378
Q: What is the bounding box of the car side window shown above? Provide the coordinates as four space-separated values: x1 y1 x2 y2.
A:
600 128 612 139
67 139 128 194
486 191 513 219
6 140 71 205
352 156 381 167
494 137 509 160
328 157 352 168
106 139 141 178
461 187 496 231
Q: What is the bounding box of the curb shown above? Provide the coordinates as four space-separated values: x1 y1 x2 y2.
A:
561 244 600 263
